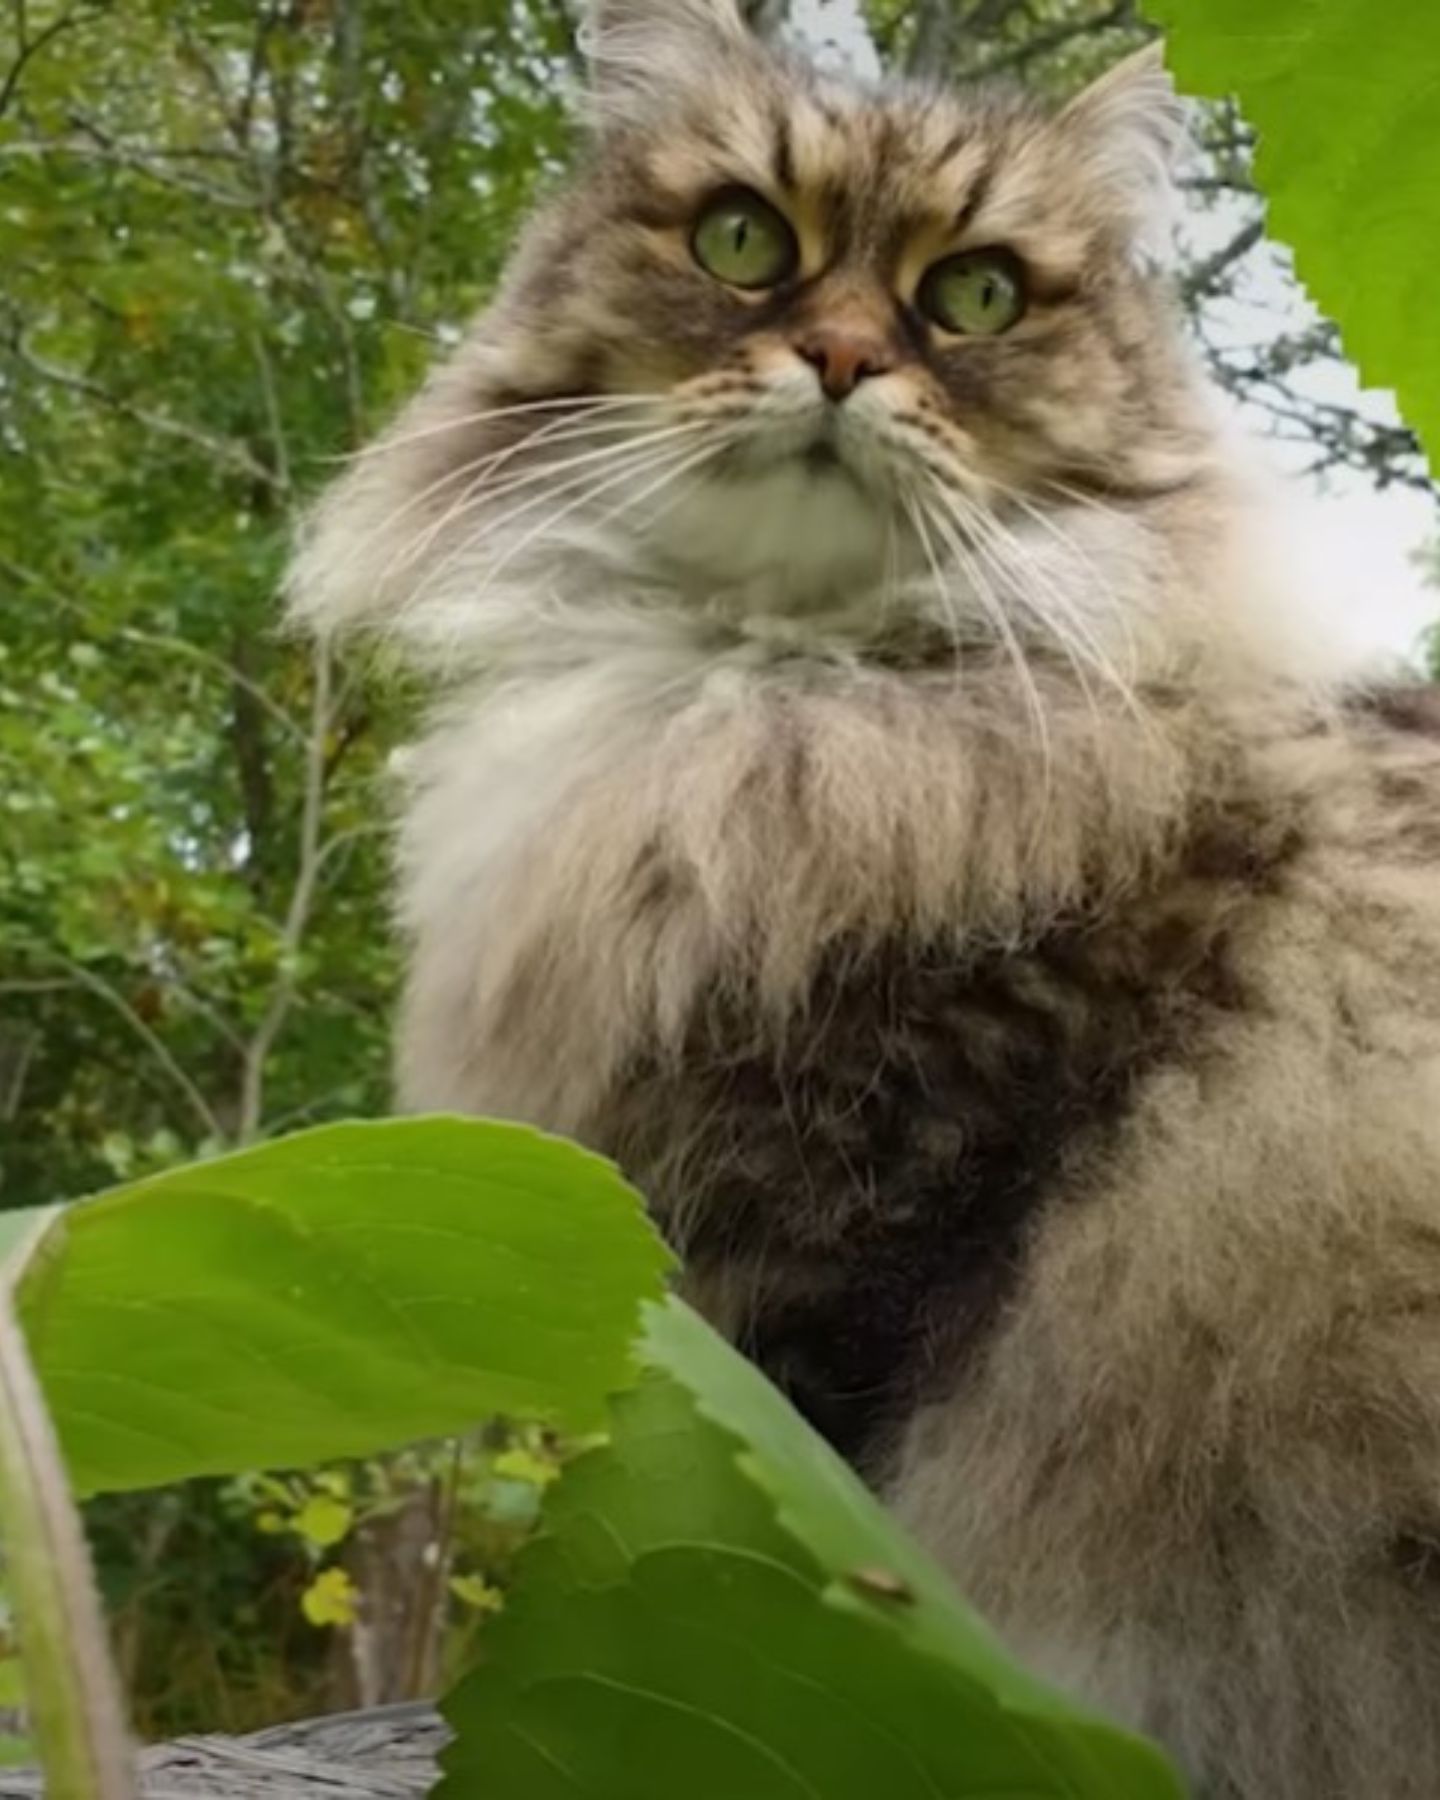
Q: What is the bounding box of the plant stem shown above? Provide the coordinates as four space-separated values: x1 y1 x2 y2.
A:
0 1214 137 1799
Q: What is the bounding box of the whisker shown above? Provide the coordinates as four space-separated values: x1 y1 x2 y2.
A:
407 421 720 606
354 410 663 597
381 411 693 586
918 483 1053 787
469 430 735 602
981 476 1143 690
593 431 735 533
416 434 738 682
902 495 967 671
941 492 1101 708
912 468 1117 717
960 496 1141 725
324 392 666 464
418 416 712 526
404 430 725 633
622 437 737 536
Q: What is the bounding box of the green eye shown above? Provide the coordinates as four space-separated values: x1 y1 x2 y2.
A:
691 188 798 290
919 250 1027 336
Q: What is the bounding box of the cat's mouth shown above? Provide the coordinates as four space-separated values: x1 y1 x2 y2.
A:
801 438 843 473
712 390 856 471
783 410 874 489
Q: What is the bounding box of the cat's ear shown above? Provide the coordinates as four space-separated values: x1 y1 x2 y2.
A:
579 0 753 120
1057 43 1188 263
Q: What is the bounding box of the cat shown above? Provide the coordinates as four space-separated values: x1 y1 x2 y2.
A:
288 3 1440 1794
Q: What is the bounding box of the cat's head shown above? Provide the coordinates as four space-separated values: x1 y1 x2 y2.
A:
291 1 1223 669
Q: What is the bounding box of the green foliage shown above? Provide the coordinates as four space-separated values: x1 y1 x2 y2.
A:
17 1119 672 1493
0 0 574 1205
3 1120 1181 1798
1146 0 1440 481
442 1303 1183 1799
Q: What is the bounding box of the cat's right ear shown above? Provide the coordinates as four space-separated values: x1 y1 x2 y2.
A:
579 0 753 120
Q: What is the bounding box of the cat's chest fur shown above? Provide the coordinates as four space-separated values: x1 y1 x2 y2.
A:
395 641 1308 1461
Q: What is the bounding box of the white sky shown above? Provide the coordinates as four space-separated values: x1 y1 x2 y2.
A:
789 0 1439 665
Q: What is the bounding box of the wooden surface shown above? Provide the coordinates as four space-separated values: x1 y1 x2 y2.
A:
0 1703 448 1798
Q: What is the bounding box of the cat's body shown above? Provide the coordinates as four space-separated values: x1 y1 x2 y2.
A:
290 5 1440 1793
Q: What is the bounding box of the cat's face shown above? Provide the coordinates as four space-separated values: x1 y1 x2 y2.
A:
293 0 1216 652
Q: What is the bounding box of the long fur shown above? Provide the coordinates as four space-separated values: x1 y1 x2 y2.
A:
288 7 1440 1794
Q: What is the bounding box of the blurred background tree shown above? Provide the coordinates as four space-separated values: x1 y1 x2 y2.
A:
2 0 1436 1741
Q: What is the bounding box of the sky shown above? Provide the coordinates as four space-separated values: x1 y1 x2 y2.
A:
789 0 1439 664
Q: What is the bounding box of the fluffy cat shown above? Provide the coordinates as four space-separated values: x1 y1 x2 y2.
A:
289 4 1440 1794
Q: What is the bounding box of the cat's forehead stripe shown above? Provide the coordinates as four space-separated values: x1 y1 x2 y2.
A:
652 86 1018 270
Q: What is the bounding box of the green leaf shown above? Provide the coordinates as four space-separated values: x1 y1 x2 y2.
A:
18 1120 673 1496
1146 0 1440 474
640 1300 1064 1711
292 1495 353 1550
440 1305 1184 1800
300 1567 359 1630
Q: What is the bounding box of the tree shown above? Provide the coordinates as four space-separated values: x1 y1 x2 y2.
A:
0 0 573 1206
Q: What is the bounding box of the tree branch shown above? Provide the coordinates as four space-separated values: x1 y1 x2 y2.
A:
0 558 306 743
0 0 106 121
960 1 1144 81
237 644 335 1142
20 952 223 1142
4 327 283 490
1179 216 1267 306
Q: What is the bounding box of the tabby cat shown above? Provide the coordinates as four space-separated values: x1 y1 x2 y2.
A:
289 4 1440 1793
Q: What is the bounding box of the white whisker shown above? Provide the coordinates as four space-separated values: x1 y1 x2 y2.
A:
982 476 1143 688
382 411 695 585
962 496 1145 727
471 431 734 599
404 428 729 640
406 421 720 611
917 483 1053 788
357 410 665 597
902 495 967 670
325 392 666 465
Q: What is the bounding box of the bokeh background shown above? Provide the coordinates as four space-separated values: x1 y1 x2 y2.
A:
2 0 1436 1745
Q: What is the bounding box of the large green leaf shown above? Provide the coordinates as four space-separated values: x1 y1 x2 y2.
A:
642 1300 1097 1725
17 1119 672 1496
440 1302 1184 1800
1147 0 1440 474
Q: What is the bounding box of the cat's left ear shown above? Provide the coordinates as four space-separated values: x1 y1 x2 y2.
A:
580 0 753 120
1057 43 1189 263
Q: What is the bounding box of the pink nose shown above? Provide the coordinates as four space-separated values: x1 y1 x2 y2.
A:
793 326 896 401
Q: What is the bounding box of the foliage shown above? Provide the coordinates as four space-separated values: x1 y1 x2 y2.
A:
0 0 574 1207
0 1118 1184 1798
1148 0 1440 484
1 0 1435 1761
443 1301 1180 1799
18 1119 670 1492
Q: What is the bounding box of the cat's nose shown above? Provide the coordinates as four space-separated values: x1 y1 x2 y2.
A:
793 326 896 401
